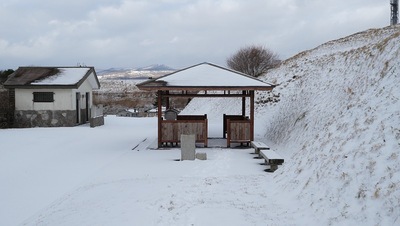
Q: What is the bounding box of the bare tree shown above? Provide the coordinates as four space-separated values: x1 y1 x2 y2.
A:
227 45 279 77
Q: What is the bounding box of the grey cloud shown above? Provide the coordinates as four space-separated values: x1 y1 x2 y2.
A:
0 0 389 70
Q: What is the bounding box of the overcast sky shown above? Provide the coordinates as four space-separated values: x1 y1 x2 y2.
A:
0 0 390 70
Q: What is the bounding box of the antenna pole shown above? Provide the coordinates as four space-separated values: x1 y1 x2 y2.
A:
391 0 399 25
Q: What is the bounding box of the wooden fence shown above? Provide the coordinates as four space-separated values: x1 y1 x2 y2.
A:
223 114 248 138
161 114 208 147
226 118 251 147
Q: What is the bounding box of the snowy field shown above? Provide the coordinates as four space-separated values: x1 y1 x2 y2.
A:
0 116 307 226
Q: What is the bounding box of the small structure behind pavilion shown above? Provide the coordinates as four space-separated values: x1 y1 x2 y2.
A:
137 62 274 148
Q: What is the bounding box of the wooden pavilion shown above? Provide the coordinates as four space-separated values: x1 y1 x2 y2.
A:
137 62 274 148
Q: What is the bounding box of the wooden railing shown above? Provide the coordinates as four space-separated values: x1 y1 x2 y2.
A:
161 114 208 147
226 118 251 147
176 114 207 120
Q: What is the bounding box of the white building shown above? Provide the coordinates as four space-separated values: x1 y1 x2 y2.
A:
4 66 101 127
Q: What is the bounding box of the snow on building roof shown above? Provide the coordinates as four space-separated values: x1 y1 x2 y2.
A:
31 68 90 85
137 62 274 91
4 66 100 89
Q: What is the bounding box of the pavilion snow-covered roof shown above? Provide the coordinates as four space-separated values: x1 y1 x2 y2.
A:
137 62 274 91
4 66 100 89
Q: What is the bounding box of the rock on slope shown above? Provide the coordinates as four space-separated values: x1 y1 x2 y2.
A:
259 25 400 225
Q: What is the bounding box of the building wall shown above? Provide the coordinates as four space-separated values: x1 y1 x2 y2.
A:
74 77 96 123
14 110 77 128
15 74 96 111
12 75 97 127
15 89 73 111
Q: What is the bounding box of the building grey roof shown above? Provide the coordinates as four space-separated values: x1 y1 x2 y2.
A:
4 66 100 89
137 62 275 91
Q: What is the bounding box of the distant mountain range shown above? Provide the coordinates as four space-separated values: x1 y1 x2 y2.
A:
97 64 176 80
97 64 175 76
136 64 175 71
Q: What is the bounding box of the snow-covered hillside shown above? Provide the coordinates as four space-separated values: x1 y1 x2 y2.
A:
186 25 400 225
263 25 400 225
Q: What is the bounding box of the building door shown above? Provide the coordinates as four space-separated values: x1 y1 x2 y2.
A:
85 92 90 122
76 92 80 124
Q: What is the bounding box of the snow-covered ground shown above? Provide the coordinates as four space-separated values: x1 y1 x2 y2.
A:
0 117 155 225
0 116 306 226
1 25 399 225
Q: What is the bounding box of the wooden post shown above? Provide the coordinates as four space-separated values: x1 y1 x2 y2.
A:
158 90 162 147
204 119 208 147
165 90 170 110
226 119 231 147
242 90 246 116
250 90 254 141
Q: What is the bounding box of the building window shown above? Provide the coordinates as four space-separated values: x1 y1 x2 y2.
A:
33 92 54 102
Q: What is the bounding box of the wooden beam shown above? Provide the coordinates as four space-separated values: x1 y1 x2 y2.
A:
162 93 251 98
165 90 170 110
157 90 162 147
242 90 246 116
250 91 255 141
227 119 231 148
137 86 274 91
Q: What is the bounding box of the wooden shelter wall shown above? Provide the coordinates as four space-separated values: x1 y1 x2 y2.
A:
161 119 208 146
223 114 248 138
176 114 207 120
226 119 251 147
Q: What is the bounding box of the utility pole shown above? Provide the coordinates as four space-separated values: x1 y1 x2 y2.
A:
391 0 399 25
